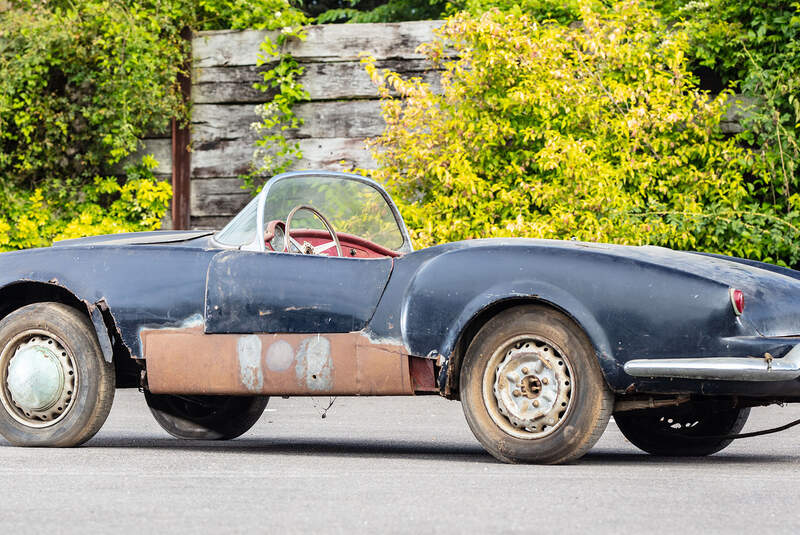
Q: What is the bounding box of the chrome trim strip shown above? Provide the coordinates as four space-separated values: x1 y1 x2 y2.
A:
623 345 800 382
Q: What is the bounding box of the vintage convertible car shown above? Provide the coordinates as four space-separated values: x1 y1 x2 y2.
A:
2 170 800 463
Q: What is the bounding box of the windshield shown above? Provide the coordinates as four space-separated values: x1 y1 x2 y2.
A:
214 196 259 246
215 174 406 251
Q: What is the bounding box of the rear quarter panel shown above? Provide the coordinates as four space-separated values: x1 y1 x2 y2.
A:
369 240 754 391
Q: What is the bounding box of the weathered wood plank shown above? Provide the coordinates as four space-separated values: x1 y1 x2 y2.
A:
192 139 255 178
192 104 260 142
191 178 251 217
191 215 233 231
294 137 376 170
193 20 442 68
290 100 384 139
193 59 440 104
192 100 385 143
192 177 247 195
192 137 374 178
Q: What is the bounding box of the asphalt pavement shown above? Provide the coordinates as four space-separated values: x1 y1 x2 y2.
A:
1 390 799 534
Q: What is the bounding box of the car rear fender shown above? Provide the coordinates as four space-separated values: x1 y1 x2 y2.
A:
424 281 616 395
390 242 742 396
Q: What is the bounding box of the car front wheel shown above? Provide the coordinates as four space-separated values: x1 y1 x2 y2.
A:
144 391 269 440
460 304 614 464
0 302 115 447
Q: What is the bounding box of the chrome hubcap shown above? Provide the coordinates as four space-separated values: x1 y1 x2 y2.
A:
483 336 573 439
1 334 77 427
8 343 64 410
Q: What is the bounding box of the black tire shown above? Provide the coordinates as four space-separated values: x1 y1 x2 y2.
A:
614 403 750 456
144 391 268 440
0 302 115 447
460 305 614 464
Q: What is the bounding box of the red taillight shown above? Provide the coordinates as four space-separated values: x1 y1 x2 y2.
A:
730 288 744 316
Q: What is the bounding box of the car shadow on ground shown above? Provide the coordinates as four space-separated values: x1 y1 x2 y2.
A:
582 449 799 466
13 435 787 465
80 435 493 463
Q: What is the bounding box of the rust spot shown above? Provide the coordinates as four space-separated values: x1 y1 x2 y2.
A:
141 327 414 396
409 357 437 392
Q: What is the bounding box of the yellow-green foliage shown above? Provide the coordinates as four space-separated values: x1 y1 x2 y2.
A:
0 157 171 251
363 1 800 265
0 2 187 250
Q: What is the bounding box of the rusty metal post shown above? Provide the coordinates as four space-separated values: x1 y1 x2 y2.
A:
171 26 192 230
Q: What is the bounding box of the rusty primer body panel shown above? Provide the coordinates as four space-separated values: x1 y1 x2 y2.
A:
142 326 417 396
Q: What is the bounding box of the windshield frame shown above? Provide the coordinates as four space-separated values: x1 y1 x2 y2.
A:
213 171 414 254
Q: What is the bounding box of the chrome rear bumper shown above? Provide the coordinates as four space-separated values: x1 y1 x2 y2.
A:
623 344 800 382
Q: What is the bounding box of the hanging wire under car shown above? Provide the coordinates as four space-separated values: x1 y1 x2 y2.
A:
662 414 800 442
310 396 337 419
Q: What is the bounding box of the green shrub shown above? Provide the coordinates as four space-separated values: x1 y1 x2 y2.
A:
363 1 800 265
662 1 800 248
0 3 187 181
0 157 172 250
0 1 313 249
0 1 189 249
457 0 582 23
317 0 449 23
197 0 309 30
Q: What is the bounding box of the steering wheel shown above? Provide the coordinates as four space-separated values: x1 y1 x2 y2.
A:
284 204 343 257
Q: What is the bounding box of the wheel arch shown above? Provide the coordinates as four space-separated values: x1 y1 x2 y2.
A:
0 281 137 387
438 294 616 400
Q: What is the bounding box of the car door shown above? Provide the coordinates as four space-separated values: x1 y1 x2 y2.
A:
204 250 393 334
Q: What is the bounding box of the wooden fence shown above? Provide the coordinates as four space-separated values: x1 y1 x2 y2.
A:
134 21 442 230
131 19 750 230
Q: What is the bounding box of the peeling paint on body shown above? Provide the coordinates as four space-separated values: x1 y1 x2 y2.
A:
361 329 408 354
265 340 294 371
295 336 333 391
138 313 203 340
237 335 263 391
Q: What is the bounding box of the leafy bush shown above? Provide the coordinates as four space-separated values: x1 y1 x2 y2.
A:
317 0 449 23
666 1 800 245
197 0 309 30
0 3 186 179
314 0 579 24
0 1 189 250
0 158 172 250
0 0 308 250
363 1 800 265
458 0 581 23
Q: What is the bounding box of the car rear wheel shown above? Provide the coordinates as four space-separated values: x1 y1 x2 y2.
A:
0 302 115 447
614 403 750 456
460 305 614 464
144 391 268 440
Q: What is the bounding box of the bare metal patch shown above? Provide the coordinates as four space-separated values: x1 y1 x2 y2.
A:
138 313 203 338
361 329 407 353
295 336 332 391
265 340 294 372
237 335 263 392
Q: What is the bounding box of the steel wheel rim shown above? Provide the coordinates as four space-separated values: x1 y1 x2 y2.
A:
482 334 575 439
0 329 79 428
